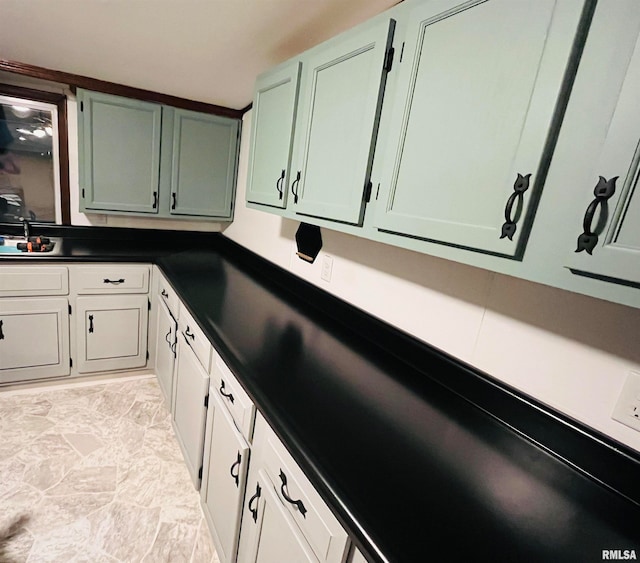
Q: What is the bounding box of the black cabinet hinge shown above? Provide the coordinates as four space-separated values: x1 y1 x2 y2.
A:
146 350 149 360
198 466 203 480
384 47 395 72
148 299 151 311
204 394 209 408
80 101 84 112
81 189 85 198
68 304 72 315
364 181 373 203
70 358 73 367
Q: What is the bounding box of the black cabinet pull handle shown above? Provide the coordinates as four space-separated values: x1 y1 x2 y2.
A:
276 169 285 200
152 191 158 209
0 319 4 340
229 452 242 487
184 326 195 340
500 173 531 240
291 171 301 204
103 278 125 285
575 176 618 255
278 469 307 518
248 483 261 523
161 289 168 298
171 192 177 210
219 380 234 404
88 314 94 334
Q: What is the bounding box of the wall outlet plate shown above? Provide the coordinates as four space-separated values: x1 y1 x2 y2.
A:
321 255 333 282
612 371 640 432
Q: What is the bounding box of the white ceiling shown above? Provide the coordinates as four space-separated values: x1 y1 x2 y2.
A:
0 0 399 110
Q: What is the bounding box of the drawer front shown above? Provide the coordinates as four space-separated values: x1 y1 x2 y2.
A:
156 271 180 319
0 266 68 297
178 305 212 372
259 417 348 563
74 265 149 294
211 350 255 442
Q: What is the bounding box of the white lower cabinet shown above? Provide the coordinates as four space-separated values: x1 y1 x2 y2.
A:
155 298 177 408
237 414 350 563
201 390 251 563
172 333 210 488
75 294 149 373
0 297 70 384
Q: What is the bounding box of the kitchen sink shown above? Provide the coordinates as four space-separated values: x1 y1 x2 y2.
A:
0 235 61 255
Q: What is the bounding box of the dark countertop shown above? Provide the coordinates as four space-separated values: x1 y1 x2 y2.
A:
3 226 640 561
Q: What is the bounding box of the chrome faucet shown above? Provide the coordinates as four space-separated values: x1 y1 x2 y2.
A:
19 216 30 239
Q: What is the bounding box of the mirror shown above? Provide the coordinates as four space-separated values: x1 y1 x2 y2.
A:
0 84 69 225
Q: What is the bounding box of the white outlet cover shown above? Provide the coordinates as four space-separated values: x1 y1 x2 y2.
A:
612 371 640 432
321 255 333 282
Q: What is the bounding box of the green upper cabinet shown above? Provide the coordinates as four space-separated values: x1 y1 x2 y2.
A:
78 89 240 221
373 0 586 257
78 90 161 214
291 18 395 225
169 109 239 219
565 28 640 288
246 61 301 209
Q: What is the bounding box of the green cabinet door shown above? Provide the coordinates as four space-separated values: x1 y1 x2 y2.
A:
290 18 395 225
246 61 301 209
566 30 640 287
374 0 586 257
78 89 161 214
170 109 239 219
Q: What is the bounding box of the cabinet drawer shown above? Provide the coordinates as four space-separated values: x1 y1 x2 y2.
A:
258 417 348 563
0 266 68 297
210 350 255 442
178 305 212 372
74 265 149 294
156 270 179 319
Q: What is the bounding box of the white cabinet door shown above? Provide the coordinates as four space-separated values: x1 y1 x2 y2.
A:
238 470 319 563
201 391 250 563
0 297 70 384
76 294 148 373
172 335 210 488
155 299 177 409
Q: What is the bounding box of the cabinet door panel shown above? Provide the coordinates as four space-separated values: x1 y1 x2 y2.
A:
201 391 250 563
76 295 148 373
155 299 177 409
565 29 640 286
79 90 161 214
241 471 319 563
375 0 584 256
170 109 238 218
292 18 395 224
246 61 301 208
172 336 210 488
0 297 70 383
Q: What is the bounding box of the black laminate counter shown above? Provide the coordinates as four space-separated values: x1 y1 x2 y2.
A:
3 227 640 561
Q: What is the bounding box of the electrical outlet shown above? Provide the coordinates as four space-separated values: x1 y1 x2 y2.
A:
321 255 333 282
612 371 640 432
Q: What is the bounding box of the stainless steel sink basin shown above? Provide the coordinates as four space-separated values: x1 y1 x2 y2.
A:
0 235 61 255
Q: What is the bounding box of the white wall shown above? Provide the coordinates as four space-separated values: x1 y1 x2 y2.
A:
224 110 640 454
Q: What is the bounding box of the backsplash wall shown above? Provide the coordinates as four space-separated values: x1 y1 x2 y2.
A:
224 110 640 454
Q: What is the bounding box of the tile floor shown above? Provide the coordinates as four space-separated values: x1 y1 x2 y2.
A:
0 375 219 563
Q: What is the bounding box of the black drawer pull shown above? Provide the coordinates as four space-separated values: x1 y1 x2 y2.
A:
88 314 94 334
291 170 301 204
500 173 531 241
103 278 125 285
219 380 234 404
0 319 4 340
152 191 158 209
230 452 242 487
171 192 177 210
575 176 618 255
248 483 261 523
184 326 195 340
161 289 168 298
276 169 285 200
278 469 307 518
